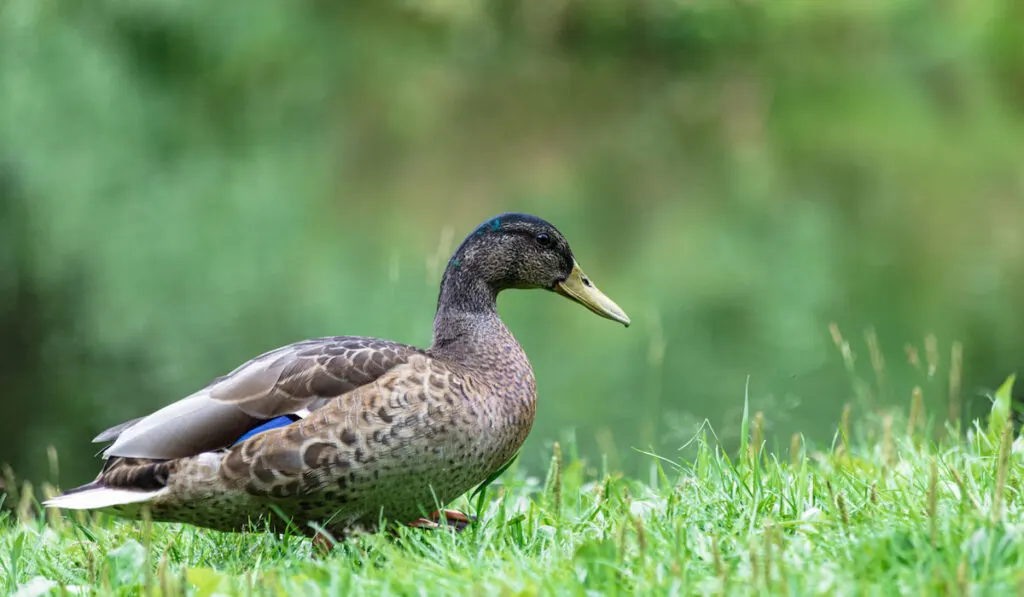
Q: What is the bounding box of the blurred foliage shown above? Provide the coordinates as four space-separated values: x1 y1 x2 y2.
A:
1 0 1023 484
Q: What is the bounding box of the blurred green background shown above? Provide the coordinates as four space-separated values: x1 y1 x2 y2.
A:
2 0 1023 486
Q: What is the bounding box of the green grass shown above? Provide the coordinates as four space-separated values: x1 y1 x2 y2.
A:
2 379 1023 596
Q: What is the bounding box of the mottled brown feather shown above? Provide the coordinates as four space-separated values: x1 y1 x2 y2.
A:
97 337 422 459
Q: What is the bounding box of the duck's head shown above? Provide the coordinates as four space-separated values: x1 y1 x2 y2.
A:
441 213 630 326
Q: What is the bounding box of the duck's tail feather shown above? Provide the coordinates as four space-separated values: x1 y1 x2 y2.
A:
43 483 166 510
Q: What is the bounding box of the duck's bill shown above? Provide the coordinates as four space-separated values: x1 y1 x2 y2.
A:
555 262 631 327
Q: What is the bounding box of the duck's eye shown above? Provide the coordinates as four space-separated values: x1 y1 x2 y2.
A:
536 233 552 247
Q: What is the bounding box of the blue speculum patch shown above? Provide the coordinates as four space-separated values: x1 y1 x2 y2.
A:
233 414 300 445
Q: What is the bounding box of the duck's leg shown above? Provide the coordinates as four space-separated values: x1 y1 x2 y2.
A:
407 509 475 532
311 531 337 556
316 511 475 549
312 522 381 555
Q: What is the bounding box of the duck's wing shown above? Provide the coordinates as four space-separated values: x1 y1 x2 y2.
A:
97 336 423 460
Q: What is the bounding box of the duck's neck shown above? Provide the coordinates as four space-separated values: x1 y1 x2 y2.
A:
429 262 509 358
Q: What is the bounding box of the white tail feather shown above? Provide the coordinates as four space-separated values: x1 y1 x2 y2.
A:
43 487 167 510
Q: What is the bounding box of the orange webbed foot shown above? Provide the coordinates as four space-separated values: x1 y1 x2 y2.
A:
407 509 475 532
311 530 337 556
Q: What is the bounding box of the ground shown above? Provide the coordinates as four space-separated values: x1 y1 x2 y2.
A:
2 379 1023 596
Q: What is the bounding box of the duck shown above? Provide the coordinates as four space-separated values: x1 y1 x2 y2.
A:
44 213 630 540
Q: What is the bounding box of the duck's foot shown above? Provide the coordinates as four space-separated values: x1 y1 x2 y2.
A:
314 510 475 550
311 530 337 556
407 509 475 532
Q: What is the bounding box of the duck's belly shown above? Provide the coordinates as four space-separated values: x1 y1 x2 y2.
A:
129 412 527 536
260 359 535 535
299 417 527 535
112 444 507 536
